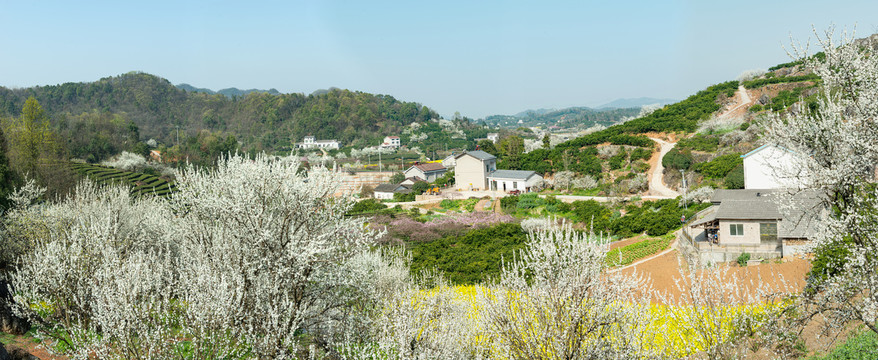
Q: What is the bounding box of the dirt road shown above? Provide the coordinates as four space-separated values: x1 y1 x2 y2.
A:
647 137 680 198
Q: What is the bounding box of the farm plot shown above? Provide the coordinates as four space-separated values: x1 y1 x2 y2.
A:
606 233 674 267
70 162 176 198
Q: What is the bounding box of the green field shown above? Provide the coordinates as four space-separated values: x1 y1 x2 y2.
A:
70 163 176 198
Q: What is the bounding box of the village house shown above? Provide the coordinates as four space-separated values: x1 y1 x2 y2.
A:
488 170 543 192
454 151 497 190
688 189 821 261
296 136 340 150
372 183 411 200
380 136 401 148
453 150 543 192
403 162 447 182
441 154 457 169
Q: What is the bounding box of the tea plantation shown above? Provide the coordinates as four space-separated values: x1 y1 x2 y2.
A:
70 163 176 198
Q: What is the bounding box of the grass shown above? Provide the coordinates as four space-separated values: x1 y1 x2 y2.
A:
809 329 878 359
70 162 175 198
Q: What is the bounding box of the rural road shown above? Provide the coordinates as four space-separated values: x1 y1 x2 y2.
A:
648 137 681 198
717 85 752 119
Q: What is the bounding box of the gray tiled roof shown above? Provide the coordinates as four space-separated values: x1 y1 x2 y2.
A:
488 170 537 180
373 183 405 193
710 189 776 204
455 150 496 161
714 199 781 220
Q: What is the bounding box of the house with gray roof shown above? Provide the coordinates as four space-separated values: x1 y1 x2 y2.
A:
454 151 497 191
373 183 411 200
487 169 543 192
689 189 822 259
453 150 543 192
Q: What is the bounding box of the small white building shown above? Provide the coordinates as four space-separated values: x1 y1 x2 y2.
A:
381 136 401 148
742 144 807 190
404 163 447 183
488 170 543 192
296 136 340 150
487 133 499 143
373 183 410 200
442 154 457 169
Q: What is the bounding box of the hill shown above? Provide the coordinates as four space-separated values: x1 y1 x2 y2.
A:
596 97 677 109
0 72 458 152
483 106 641 129
176 83 282 97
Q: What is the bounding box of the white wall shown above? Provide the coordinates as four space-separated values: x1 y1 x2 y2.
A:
374 191 394 200
489 174 543 192
718 219 765 246
744 145 807 189
455 156 491 191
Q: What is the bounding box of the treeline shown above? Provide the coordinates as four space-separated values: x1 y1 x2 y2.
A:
742 74 821 89
0 72 441 152
484 106 641 129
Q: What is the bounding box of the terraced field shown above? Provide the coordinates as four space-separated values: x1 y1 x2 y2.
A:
70 163 176 198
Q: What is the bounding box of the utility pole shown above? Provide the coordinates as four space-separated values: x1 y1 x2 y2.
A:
175 125 180 145
679 169 688 210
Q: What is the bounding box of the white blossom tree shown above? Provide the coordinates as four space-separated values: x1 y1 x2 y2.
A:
8 154 389 359
765 28 878 336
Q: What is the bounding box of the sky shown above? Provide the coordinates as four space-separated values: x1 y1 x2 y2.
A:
1 1 877 118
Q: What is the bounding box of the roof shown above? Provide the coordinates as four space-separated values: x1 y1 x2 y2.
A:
373 183 405 193
488 170 538 180
711 189 776 204
410 163 446 172
454 150 497 161
386 136 400 139
714 199 781 220
740 143 799 158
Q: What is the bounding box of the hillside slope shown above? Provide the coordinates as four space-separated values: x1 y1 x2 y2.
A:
0 72 444 151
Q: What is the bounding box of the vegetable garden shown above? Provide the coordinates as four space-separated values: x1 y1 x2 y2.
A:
69 162 175 197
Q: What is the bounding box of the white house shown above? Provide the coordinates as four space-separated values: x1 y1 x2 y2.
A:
488 170 543 192
296 136 340 150
454 151 497 191
373 183 410 200
381 136 401 148
403 163 447 183
741 144 807 190
441 154 457 169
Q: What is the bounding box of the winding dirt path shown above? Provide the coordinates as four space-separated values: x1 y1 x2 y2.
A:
647 137 680 198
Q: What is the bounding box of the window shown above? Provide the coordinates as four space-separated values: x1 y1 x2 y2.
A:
513 181 518 189
729 223 744 236
760 223 778 243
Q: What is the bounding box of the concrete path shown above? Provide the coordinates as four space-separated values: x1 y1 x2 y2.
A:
647 137 681 198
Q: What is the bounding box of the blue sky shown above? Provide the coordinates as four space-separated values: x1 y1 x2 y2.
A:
1 1 875 118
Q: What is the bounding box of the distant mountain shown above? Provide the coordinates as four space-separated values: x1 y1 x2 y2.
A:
483 106 641 129
176 83 281 97
596 97 677 110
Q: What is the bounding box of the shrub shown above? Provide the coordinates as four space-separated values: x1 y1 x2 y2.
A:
348 198 388 214
724 164 744 189
694 153 743 178
662 148 693 170
737 252 751 267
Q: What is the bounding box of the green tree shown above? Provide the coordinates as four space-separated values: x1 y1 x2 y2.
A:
389 172 406 184
542 133 551 149
0 126 14 210
477 139 498 155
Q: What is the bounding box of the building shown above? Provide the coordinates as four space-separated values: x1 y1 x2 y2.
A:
487 133 499 143
688 189 821 260
381 136 401 148
403 162 447 183
488 170 544 192
454 151 497 191
742 144 807 189
442 154 457 169
296 136 340 150
373 183 411 200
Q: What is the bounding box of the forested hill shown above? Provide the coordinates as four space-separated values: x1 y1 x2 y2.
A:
483 106 641 129
175 83 282 97
0 72 439 151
